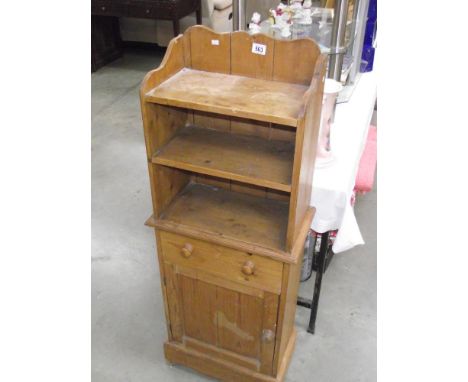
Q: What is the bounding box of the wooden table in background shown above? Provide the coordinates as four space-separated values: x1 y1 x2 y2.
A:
91 0 202 72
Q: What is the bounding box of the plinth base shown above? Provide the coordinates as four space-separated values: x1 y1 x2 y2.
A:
164 329 297 382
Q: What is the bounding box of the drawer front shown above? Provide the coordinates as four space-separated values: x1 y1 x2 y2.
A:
159 231 283 295
92 1 128 16
128 4 172 19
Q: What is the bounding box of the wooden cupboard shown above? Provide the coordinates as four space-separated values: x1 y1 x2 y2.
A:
140 26 326 381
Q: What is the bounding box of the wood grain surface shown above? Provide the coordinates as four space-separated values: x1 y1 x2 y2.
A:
153 125 294 192
140 25 325 382
145 68 308 127
158 183 289 252
159 231 284 295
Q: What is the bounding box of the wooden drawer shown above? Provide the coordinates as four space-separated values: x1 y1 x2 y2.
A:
91 1 128 16
128 4 171 19
159 231 283 295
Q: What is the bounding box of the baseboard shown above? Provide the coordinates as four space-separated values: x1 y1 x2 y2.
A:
164 329 297 382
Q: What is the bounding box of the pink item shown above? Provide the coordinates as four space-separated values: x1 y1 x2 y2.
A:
316 79 343 167
354 125 377 194
367 125 377 142
350 190 356 206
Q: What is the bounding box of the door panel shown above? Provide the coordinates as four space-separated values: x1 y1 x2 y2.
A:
179 275 218 346
260 292 279 375
216 287 263 358
163 258 280 375
163 263 184 341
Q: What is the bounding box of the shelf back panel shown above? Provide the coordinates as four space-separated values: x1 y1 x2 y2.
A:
194 173 289 202
230 32 275 81
189 27 231 74
185 25 321 86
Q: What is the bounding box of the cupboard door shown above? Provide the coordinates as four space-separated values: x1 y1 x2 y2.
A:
163 261 280 375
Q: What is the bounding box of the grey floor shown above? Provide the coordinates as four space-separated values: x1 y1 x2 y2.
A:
92 48 377 382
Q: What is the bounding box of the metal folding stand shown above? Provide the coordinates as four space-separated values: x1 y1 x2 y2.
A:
297 231 334 334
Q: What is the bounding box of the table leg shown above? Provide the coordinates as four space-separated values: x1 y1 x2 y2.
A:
324 245 335 271
91 15 124 72
307 231 329 334
196 3 202 24
172 19 180 36
313 232 335 273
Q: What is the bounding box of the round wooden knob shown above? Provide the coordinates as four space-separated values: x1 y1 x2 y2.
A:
181 243 193 258
262 329 275 343
241 260 255 276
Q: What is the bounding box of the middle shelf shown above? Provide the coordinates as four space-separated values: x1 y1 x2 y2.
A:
152 125 295 192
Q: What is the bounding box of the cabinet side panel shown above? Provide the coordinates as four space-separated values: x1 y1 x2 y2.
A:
163 262 184 342
154 230 173 340
286 55 327 247
140 34 186 95
272 255 304 375
151 164 190 217
140 35 186 159
144 104 189 160
291 104 321 243
143 105 190 217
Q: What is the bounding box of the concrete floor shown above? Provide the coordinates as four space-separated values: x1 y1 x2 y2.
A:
92 47 376 382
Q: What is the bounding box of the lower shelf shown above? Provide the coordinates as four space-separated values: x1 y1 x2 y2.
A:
153 182 289 254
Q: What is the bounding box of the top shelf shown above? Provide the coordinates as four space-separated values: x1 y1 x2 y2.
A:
145 68 309 127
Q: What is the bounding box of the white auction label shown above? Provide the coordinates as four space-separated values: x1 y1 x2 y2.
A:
252 43 267 55
211 39 220 46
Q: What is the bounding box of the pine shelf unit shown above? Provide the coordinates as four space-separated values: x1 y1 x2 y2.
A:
141 26 326 382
